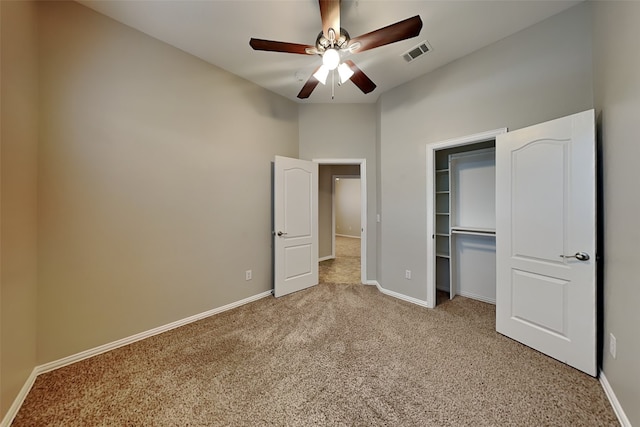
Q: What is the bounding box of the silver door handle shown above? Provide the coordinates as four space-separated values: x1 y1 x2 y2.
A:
559 252 590 261
277 231 287 237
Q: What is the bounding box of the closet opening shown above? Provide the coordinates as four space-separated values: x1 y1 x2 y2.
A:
426 129 507 308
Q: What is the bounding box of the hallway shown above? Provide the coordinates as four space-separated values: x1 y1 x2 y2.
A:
319 236 361 284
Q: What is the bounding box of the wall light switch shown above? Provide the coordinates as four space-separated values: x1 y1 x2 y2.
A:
245 270 252 281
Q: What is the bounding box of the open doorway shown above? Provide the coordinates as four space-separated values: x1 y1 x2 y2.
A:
315 159 367 285
320 175 361 284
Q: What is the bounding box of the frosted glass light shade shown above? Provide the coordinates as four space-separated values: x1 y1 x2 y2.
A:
338 62 354 84
313 65 330 85
322 48 340 70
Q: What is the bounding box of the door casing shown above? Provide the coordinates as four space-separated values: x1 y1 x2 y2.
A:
314 158 367 285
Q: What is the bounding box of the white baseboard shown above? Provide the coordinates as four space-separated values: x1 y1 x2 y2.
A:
457 290 496 305
335 234 361 239
374 281 431 308
0 290 273 427
0 368 38 427
365 280 379 286
318 255 334 262
5 290 625 427
600 371 631 427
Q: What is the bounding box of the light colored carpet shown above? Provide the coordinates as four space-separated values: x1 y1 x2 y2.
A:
319 236 361 285
13 243 618 426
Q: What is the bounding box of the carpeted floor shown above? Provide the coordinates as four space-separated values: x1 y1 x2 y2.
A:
12 238 619 426
319 236 361 285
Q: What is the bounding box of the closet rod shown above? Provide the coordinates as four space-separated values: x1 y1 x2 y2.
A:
451 228 496 237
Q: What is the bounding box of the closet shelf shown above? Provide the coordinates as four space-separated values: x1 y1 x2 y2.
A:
436 253 450 259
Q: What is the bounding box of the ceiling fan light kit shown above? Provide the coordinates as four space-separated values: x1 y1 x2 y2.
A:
249 0 423 100
337 62 354 84
322 48 340 70
313 66 330 85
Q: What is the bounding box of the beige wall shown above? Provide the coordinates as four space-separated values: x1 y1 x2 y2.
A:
36 1 298 363
0 0 40 417
378 3 594 300
299 104 377 279
593 2 640 425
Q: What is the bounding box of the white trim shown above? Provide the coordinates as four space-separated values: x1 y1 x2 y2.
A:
1 368 38 427
318 255 334 262
314 159 367 284
37 290 273 374
375 282 431 308
426 128 507 309
335 234 361 239
600 371 631 427
0 290 273 427
365 280 379 286
457 291 496 305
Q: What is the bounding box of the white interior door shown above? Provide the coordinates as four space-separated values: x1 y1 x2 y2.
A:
274 156 318 297
496 110 596 376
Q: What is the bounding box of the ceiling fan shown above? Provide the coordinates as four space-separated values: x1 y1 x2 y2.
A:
249 0 423 99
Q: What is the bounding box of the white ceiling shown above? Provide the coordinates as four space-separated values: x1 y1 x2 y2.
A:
77 0 581 104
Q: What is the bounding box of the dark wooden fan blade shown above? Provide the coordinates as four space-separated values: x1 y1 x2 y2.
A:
250 38 315 55
344 60 376 94
319 0 340 40
348 15 423 54
297 68 321 99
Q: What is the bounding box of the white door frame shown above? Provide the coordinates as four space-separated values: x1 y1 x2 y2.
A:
426 129 506 308
314 158 367 285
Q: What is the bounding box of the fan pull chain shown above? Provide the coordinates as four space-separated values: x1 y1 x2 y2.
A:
331 70 335 100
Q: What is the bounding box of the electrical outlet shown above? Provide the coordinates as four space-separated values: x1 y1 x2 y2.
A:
405 270 412 280
609 333 617 359
245 270 252 281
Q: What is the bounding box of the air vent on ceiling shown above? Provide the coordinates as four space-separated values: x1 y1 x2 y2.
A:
402 41 432 63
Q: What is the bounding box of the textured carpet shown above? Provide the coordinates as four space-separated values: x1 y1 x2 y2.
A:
13 240 618 426
319 236 361 285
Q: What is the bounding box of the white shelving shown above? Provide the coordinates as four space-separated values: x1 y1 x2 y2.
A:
433 145 496 303
434 164 451 291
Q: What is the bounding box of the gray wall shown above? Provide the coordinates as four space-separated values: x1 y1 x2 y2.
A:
335 177 361 238
36 1 298 364
593 2 640 425
3 1 638 424
299 104 377 280
0 0 39 417
378 3 593 301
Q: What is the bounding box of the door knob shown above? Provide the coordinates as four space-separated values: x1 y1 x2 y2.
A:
559 252 590 261
277 231 287 237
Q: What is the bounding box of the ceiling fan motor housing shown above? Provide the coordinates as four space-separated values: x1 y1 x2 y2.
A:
315 28 350 53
